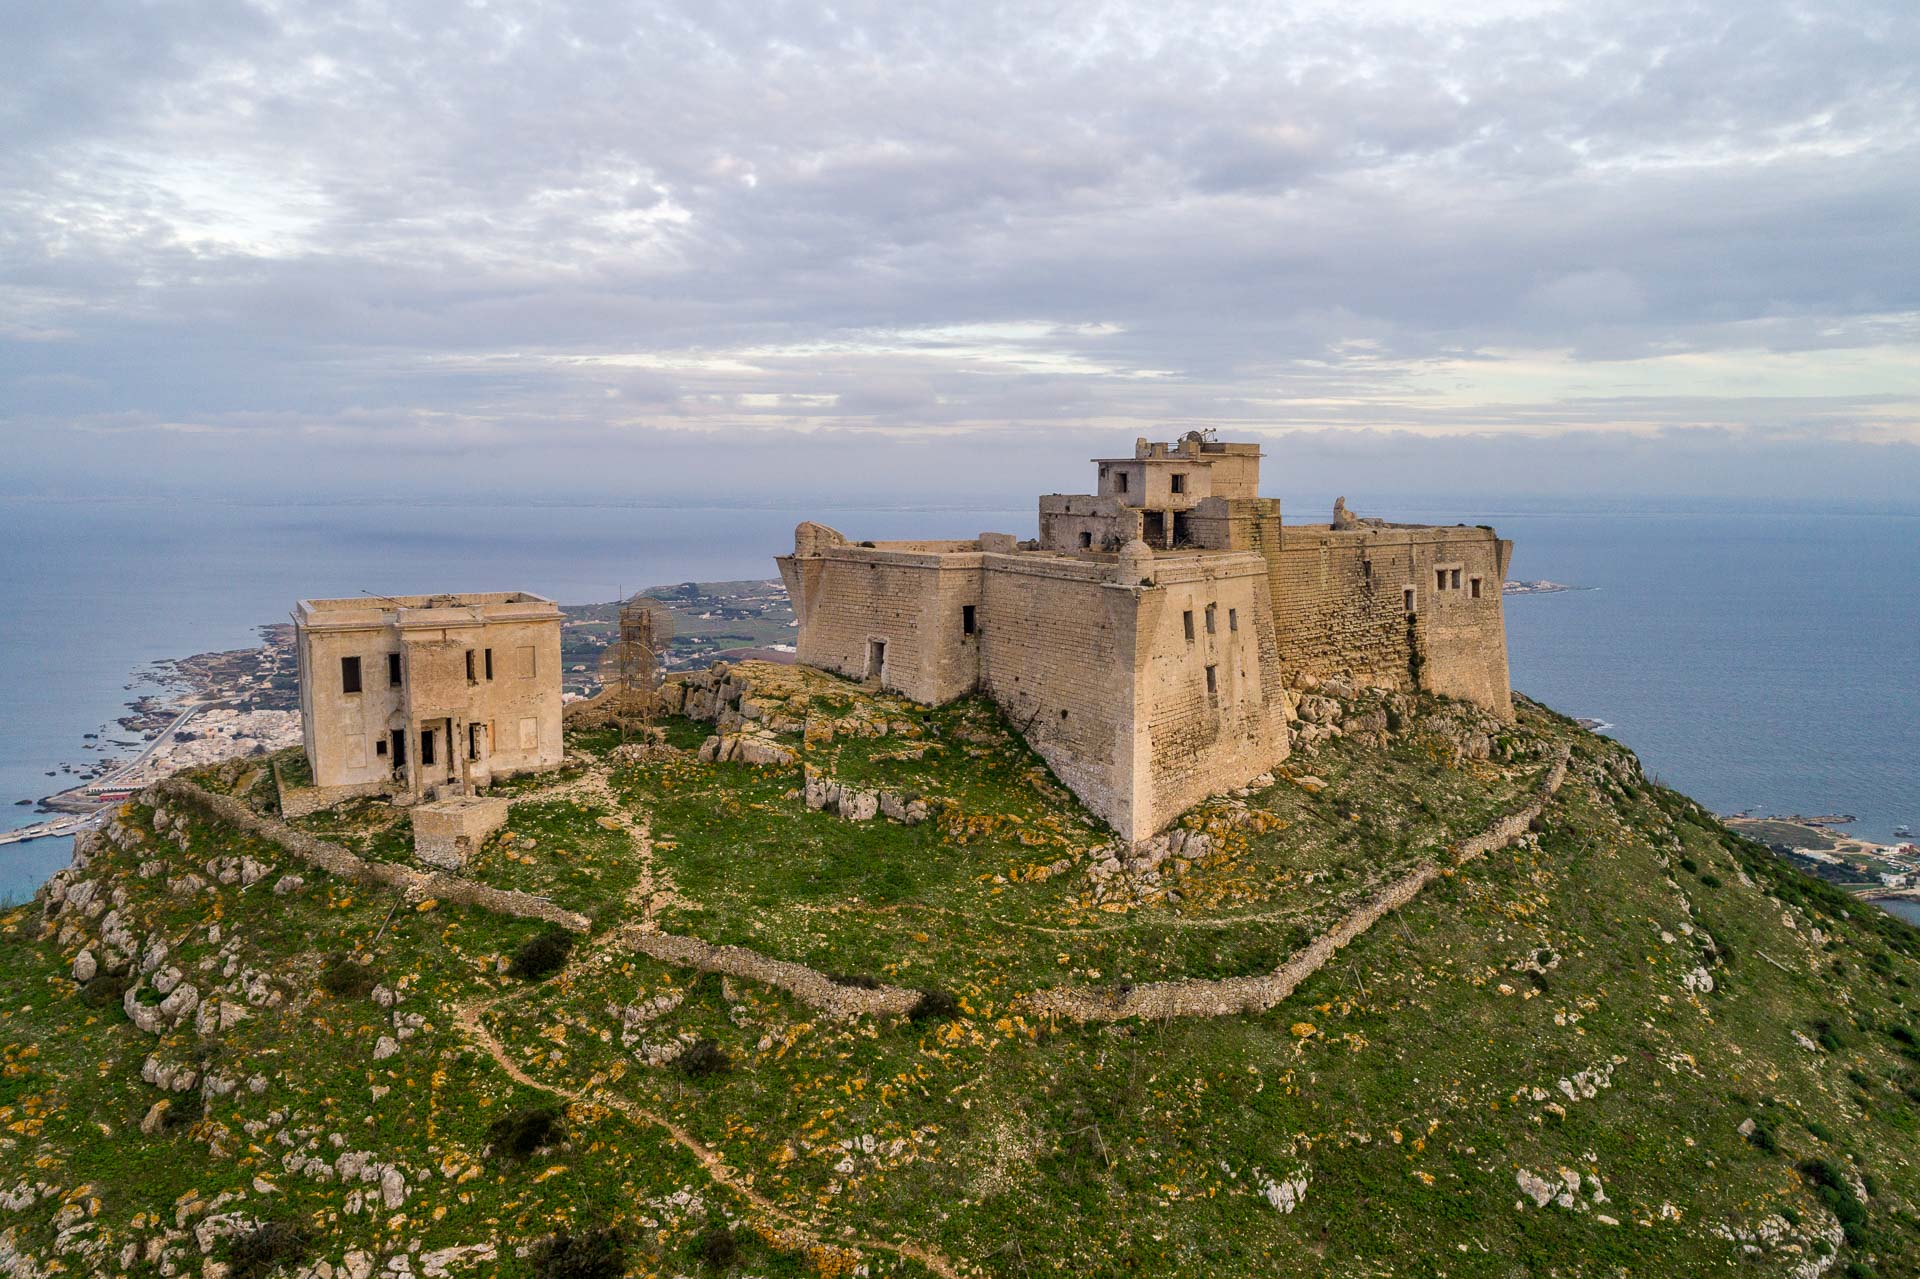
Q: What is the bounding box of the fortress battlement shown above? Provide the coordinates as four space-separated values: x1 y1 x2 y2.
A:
780 433 1513 841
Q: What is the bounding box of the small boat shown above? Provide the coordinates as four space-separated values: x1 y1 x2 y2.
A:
1896 824 1913 838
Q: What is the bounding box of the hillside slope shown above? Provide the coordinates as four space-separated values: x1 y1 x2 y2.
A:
6 665 1920 1278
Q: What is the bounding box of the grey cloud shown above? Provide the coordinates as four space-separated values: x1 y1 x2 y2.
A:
1 0 1916 500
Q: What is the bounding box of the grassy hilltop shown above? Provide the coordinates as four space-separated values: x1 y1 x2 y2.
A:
6 664 1920 1277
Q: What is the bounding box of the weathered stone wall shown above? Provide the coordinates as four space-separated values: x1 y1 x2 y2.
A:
1262 524 1513 719
1134 554 1291 833
975 556 1141 835
295 594 566 801
777 546 983 705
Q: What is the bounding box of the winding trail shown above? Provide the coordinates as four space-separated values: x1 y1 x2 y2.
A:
454 995 970 1278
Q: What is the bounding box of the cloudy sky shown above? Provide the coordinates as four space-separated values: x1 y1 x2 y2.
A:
4 0 1917 504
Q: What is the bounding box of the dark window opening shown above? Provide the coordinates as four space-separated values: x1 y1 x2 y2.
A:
1141 510 1166 545
1228 608 1238 632
1172 512 1191 546
1362 560 1374 587
1451 568 1462 590
484 648 494 680
468 724 481 760
375 738 388 757
1404 587 1417 614
387 652 402 687
1470 577 1483 599
340 656 362 694
1078 530 1093 549
1116 471 1130 493
389 730 406 768
1182 610 1195 641
420 729 435 767
1205 664 1218 704
1170 473 1186 494
867 639 886 680
1436 568 1448 592
1205 603 1216 634
962 604 977 636
1059 709 1068 720
465 649 476 682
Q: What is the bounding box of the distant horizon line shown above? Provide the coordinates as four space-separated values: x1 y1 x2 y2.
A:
5 490 1919 520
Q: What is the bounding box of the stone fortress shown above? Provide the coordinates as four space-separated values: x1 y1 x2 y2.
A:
779 432 1513 842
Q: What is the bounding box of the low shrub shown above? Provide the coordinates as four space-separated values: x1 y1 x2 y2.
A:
908 988 961 1022
530 1227 626 1279
225 1221 310 1279
320 954 377 999
674 1038 730 1078
694 1226 740 1270
80 967 133 1010
509 929 575 981
487 1106 566 1163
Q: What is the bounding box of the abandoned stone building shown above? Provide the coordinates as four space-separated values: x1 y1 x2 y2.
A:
293 592 565 805
778 433 1513 841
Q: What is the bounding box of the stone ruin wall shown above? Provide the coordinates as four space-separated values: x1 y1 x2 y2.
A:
1264 525 1513 719
1132 556 1291 836
974 557 1142 836
777 548 983 706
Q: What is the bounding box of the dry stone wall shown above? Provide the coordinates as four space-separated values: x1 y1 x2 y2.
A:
148 778 589 932
1026 746 1569 1022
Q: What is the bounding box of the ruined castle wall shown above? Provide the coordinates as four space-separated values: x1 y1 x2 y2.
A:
1263 525 1512 719
1037 495 1138 552
781 549 983 705
1132 554 1291 835
975 557 1140 836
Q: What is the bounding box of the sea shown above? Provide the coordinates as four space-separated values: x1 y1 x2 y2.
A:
2 494 1915 905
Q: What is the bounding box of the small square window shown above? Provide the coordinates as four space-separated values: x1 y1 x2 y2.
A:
1079 530 1093 549
375 738 388 757
1171 473 1187 494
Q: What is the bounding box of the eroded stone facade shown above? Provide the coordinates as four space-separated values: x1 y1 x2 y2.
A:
780 433 1514 841
294 592 564 804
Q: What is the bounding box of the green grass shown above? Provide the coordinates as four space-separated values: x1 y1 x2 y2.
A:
6 676 1920 1276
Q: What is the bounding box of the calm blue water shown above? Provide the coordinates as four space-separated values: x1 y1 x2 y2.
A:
1 495 1914 902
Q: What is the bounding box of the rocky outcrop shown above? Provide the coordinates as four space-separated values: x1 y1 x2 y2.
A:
697 728 798 767
800 767 928 824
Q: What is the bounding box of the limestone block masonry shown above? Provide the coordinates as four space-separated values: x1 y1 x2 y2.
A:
779 432 1515 842
412 795 512 871
294 592 565 807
